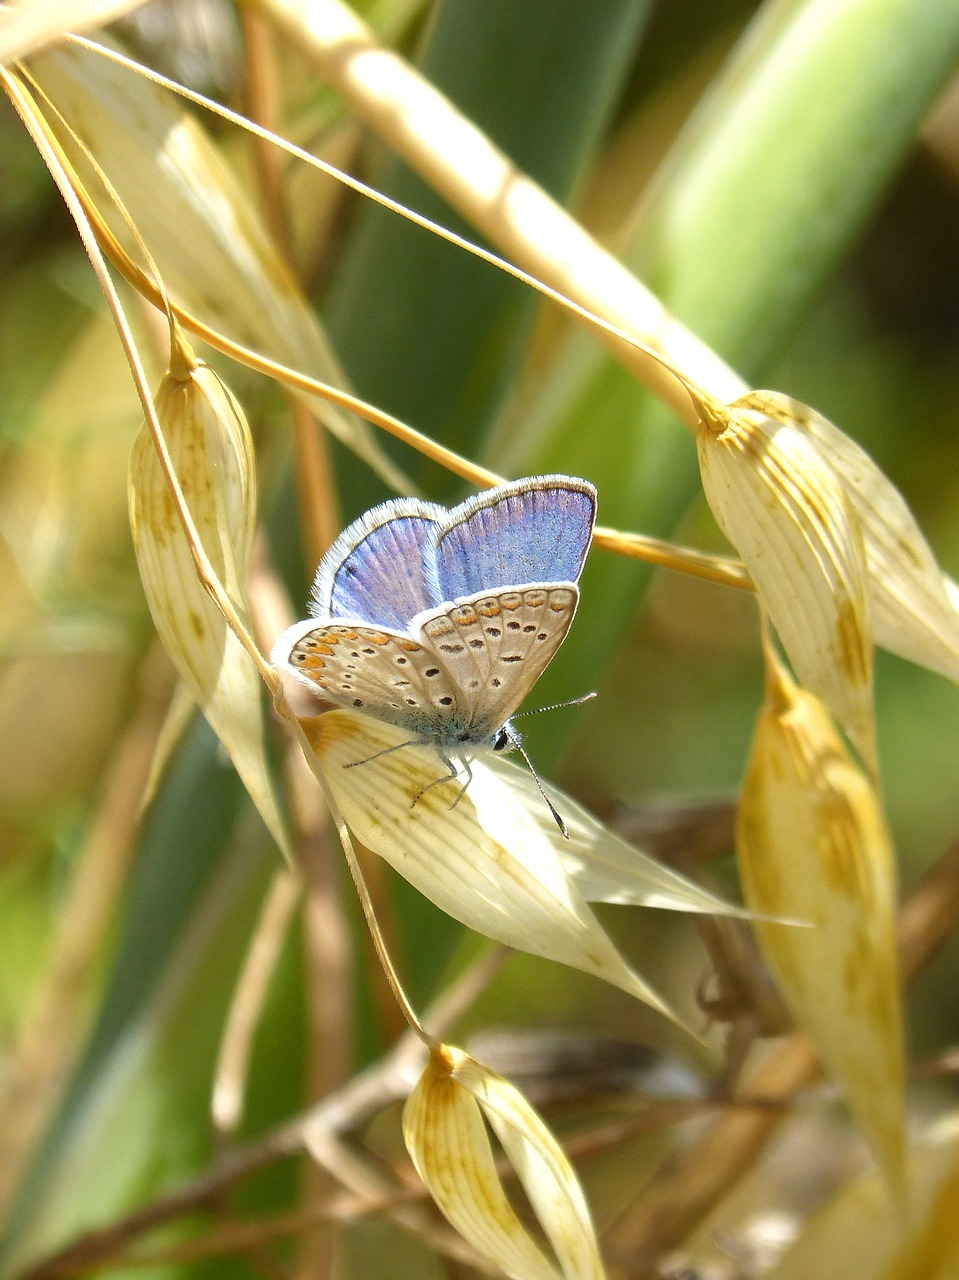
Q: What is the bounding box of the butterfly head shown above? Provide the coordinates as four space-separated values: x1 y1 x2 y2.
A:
492 721 521 754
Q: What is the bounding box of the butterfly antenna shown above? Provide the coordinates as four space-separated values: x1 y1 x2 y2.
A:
511 691 597 721
514 741 569 839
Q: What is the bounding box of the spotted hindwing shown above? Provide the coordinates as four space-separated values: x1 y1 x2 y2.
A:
416 584 579 733
283 622 464 734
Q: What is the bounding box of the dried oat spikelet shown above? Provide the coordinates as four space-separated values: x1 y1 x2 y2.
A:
403 1043 605 1280
129 334 289 857
697 395 876 776
737 638 905 1194
741 390 959 686
302 708 760 1032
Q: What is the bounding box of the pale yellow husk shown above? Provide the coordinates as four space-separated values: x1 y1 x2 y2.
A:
403 1044 605 1280
741 390 959 685
28 39 409 491
737 655 905 1194
303 709 693 1027
489 755 759 917
697 400 876 775
129 359 289 858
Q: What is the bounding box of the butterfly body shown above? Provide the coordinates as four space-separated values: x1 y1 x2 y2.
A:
272 476 596 763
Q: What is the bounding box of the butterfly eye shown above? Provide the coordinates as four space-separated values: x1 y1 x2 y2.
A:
492 727 511 752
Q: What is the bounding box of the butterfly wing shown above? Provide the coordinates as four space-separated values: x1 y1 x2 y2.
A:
280 476 593 744
414 584 580 738
310 497 445 631
427 476 596 602
272 618 463 735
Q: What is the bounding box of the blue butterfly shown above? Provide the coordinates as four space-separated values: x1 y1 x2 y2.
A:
272 475 596 820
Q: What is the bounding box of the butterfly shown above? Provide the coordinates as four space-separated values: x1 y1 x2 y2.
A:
271 475 597 822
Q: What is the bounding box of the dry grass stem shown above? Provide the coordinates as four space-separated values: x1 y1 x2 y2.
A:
257 0 745 419
61 29 729 425
212 868 302 1140
238 5 341 569
4 9 955 1279
292 747 352 1280
13 44 760 594
592 527 752 590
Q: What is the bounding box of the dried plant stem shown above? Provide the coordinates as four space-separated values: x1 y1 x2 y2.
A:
244 536 358 1269
212 868 302 1139
290 397 342 570
301 737 427 1042
18 984 959 1276
240 4 292 261
235 32 352 1265
30 127 501 493
21 52 755 591
244 540 358 1090
19 1100 786 1276
69 135 751 589
242 543 466 1051
257 0 746 417
289 745 352 1280
592 528 752 592
238 4 341 569
17 1120 310 1280
353 863 412 1046
603 834 959 1279
0 646 174 1218
69 32 733 426
292 749 353 1096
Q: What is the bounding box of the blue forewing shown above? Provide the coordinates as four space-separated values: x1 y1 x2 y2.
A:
310 497 444 631
426 476 596 601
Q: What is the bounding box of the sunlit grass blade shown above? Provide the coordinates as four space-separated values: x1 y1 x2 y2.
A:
318 0 656 489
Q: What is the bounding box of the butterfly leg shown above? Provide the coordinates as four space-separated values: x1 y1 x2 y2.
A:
345 738 424 769
448 756 474 810
410 751 464 809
